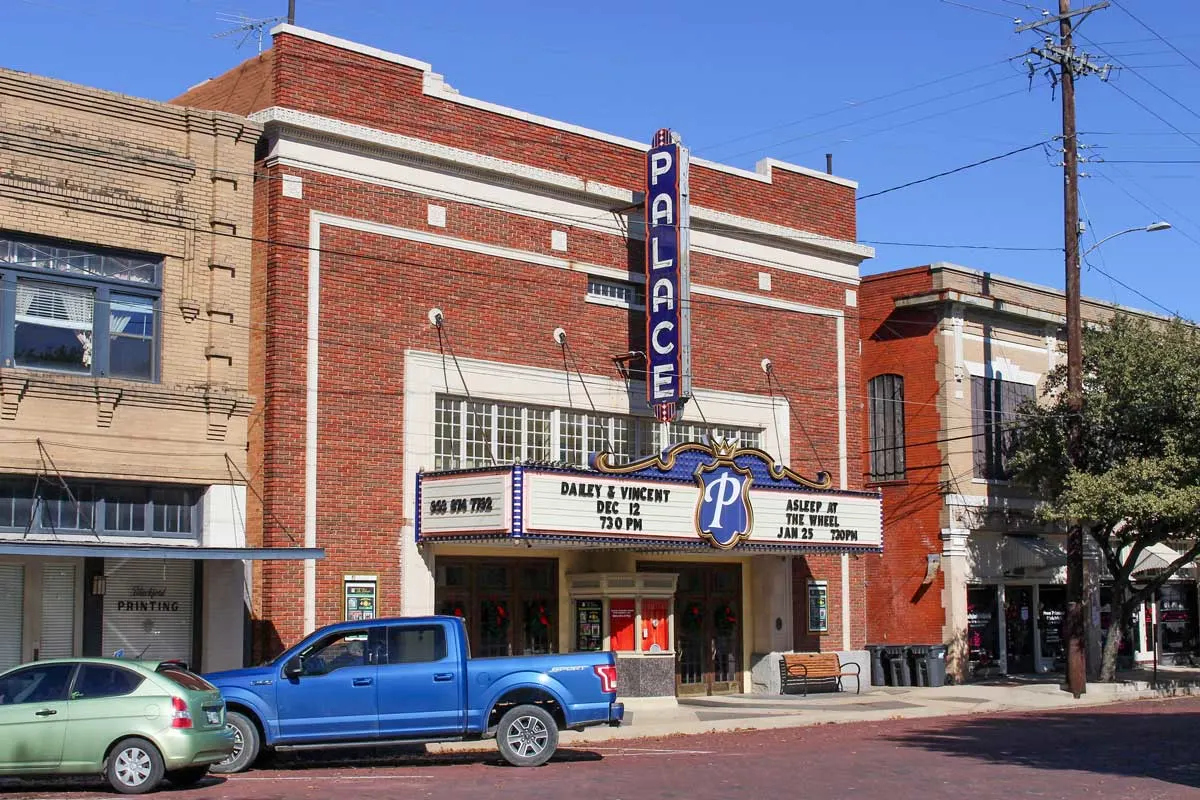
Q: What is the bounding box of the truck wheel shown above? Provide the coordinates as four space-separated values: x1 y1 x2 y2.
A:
496 704 558 767
210 711 261 774
106 737 165 794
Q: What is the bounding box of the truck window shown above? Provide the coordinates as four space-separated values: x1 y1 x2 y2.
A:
386 625 448 664
299 630 370 675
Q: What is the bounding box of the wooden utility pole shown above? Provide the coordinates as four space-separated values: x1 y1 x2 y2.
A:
1059 0 1088 701
1018 0 1110 698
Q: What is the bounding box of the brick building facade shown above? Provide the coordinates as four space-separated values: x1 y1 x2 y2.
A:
0 67 316 673
860 264 1193 682
176 25 880 696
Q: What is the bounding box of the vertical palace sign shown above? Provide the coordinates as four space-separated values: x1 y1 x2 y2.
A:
416 442 883 553
645 128 692 421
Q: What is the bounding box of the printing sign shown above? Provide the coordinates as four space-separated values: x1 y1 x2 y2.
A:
644 127 692 415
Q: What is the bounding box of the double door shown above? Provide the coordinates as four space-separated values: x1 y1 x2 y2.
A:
641 563 742 696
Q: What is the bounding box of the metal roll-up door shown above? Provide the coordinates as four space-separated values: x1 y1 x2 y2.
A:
102 559 194 663
39 564 77 659
0 564 25 670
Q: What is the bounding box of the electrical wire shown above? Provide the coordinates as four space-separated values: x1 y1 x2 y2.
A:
1111 1 1200 76
858 139 1052 200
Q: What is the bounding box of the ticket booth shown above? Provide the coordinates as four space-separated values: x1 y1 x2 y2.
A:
567 572 678 697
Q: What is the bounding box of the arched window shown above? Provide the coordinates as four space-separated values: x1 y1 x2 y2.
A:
868 374 906 482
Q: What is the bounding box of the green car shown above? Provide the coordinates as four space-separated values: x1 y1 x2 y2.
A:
0 657 235 794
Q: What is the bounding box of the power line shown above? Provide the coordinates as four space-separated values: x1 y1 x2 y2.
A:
1110 1 1200 76
695 57 1016 155
858 139 1053 200
940 0 1016 19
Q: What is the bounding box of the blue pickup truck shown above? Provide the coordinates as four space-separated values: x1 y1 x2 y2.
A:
202 615 622 770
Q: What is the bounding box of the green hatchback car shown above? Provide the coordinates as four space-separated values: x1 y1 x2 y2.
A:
0 658 235 794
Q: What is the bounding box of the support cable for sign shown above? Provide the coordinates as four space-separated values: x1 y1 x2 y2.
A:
223 454 300 545
555 328 614 456
24 439 94 541
763 367 828 476
430 308 497 466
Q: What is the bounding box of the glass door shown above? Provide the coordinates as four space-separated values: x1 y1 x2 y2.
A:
1004 585 1035 673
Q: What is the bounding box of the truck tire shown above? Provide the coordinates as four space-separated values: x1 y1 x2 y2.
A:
496 704 559 767
210 711 261 774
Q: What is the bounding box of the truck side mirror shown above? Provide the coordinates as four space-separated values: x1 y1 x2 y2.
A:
283 656 303 679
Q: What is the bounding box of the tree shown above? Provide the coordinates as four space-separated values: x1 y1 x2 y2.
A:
1011 314 1200 680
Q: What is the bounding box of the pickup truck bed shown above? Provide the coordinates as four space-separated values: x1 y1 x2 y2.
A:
204 615 623 770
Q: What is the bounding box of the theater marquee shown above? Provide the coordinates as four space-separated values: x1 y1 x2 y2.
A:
416 442 882 552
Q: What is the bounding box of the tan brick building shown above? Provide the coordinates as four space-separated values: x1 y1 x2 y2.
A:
0 67 316 672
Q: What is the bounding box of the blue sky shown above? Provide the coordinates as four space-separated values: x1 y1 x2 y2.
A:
7 0 1200 320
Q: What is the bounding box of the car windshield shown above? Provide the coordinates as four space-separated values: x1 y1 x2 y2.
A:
158 666 216 692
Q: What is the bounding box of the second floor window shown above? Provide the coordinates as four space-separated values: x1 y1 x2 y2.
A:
867 374 906 482
1 234 161 382
433 396 762 471
972 376 1037 480
0 480 200 538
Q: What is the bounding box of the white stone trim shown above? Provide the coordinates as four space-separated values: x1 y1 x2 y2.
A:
253 109 873 266
837 315 848 488
840 553 851 650
308 210 845 320
963 356 1041 385
304 211 321 635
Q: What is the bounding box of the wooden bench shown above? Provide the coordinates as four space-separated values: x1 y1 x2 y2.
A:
779 653 861 696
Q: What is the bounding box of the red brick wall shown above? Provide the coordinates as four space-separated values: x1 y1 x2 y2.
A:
858 269 948 646
173 31 856 241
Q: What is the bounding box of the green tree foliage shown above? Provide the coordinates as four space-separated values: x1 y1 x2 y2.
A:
1011 315 1200 680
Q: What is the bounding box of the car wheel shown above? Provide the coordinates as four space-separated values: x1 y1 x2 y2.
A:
165 766 210 787
106 737 165 795
496 704 558 767
210 711 261 774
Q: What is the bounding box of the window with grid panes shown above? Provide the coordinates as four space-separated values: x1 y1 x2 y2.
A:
431 395 762 471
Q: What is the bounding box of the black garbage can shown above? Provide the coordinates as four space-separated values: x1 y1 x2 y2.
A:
926 645 948 687
882 645 911 686
866 645 887 686
908 645 930 687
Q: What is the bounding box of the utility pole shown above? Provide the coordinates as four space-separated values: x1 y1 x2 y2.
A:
1016 0 1110 699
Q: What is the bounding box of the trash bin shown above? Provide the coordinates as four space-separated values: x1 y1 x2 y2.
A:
908 645 930 687
926 644 948 687
866 645 887 686
882 645 911 686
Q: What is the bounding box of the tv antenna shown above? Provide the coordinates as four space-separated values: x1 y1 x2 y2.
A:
214 11 287 53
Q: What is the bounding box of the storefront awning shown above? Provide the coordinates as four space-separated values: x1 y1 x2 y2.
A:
1129 542 1197 580
0 542 324 560
1002 535 1067 573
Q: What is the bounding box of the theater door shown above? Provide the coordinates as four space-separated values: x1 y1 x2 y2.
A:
641 562 743 696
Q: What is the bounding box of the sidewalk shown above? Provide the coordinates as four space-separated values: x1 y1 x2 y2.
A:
427 665 1200 753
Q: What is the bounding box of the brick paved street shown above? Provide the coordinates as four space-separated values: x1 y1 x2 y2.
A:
3 697 1199 800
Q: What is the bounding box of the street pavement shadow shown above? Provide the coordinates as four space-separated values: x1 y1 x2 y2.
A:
889 709 1200 788
0 775 228 794
267 744 605 771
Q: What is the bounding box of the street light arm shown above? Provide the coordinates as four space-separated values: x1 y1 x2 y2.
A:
1081 222 1171 259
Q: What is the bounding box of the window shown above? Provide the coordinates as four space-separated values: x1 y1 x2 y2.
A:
0 663 74 705
586 277 645 310
1 234 160 381
971 376 1037 480
72 665 144 699
157 666 217 692
298 630 373 676
868 374 906 482
432 395 762 471
0 480 199 537
386 625 448 664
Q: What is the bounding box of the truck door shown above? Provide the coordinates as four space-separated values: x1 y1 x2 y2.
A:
275 627 381 742
376 621 465 738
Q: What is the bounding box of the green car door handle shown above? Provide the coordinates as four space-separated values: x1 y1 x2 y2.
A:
35 708 57 717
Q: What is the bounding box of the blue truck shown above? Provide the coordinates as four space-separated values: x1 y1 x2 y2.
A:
202 615 623 770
